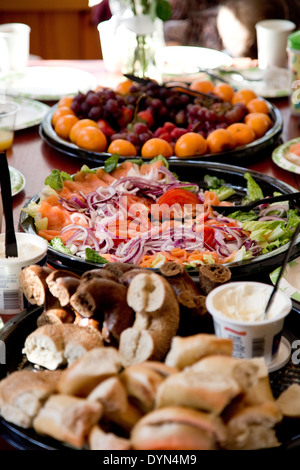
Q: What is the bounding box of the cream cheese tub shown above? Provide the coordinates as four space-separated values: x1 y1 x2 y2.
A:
206 281 292 364
0 232 47 316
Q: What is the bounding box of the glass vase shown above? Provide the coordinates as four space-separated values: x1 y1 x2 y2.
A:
120 14 165 80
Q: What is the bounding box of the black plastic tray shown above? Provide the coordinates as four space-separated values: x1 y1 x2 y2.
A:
39 102 283 166
1 307 300 450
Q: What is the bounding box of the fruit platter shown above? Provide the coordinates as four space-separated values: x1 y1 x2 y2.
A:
40 77 283 165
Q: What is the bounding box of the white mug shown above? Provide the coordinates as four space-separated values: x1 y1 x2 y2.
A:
0 23 31 72
256 19 296 69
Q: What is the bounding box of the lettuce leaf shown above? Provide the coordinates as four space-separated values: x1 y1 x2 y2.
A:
227 210 258 222
50 237 72 254
85 248 109 264
45 169 73 190
213 186 236 201
242 216 300 250
243 172 264 203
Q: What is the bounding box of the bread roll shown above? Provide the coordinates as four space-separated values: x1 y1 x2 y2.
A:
88 425 131 450
45 269 80 306
155 368 242 415
199 263 231 295
134 361 178 378
37 308 75 327
70 277 134 344
57 347 122 396
88 375 142 433
87 377 128 415
119 272 180 366
23 323 103 370
223 402 282 450
0 370 62 428
165 334 233 370
33 394 103 448
188 355 269 392
120 364 166 413
101 402 143 434
131 406 227 450
190 354 275 408
19 265 52 306
276 384 300 417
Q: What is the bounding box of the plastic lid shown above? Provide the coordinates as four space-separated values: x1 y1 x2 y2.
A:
288 30 300 50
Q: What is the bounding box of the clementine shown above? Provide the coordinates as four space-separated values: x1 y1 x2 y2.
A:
174 132 207 158
206 128 236 154
141 138 173 159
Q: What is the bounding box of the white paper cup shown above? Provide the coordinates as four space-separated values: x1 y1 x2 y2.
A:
0 232 47 317
255 19 296 69
0 23 31 72
206 281 292 364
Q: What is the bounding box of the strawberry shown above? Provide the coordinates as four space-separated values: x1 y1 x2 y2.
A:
97 119 115 138
137 108 154 128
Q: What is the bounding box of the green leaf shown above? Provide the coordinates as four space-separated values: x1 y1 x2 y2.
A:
44 169 72 190
148 154 169 168
156 0 172 21
213 186 236 201
125 158 144 166
243 172 264 203
104 154 119 173
80 165 96 174
50 237 72 255
204 174 226 189
85 248 109 264
227 210 258 222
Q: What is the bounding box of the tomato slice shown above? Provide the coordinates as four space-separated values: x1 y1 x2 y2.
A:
202 225 215 248
157 188 200 207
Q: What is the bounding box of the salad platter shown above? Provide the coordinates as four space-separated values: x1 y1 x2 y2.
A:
19 159 300 279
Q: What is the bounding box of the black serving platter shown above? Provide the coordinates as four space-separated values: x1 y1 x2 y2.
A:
19 160 300 279
1 306 300 450
39 102 283 166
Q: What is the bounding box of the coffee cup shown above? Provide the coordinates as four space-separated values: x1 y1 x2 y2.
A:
256 19 296 69
0 23 31 72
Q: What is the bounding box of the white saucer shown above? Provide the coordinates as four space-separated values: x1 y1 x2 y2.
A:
268 336 291 373
0 66 98 101
0 95 50 130
272 138 300 175
9 166 26 196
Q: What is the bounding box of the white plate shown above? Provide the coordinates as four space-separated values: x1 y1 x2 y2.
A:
268 336 291 373
0 95 50 130
272 138 300 175
155 46 232 80
9 166 25 196
0 66 98 101
220 66 290 98
270 257 300 303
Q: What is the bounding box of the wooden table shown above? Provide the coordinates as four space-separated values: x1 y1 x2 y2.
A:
1 59 300 450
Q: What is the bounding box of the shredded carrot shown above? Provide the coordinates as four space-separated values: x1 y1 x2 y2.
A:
139 248 219 268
